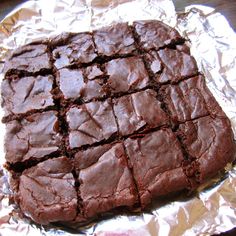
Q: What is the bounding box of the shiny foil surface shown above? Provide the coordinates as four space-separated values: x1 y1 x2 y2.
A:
0 0 236 235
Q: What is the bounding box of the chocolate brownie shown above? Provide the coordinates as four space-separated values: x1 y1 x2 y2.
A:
1 75 55 120
143 50 162 75
160 75 225 123
74 143 138 219
125 129 189 207
52 33 97 69
93 23 136 57
157 48 198 83
84 65 104 80
66 100 118 149
3 43 52 74
133 20 183 51
4 111 62 164
1 20 235 227
113 89 168 136
105 56 149 94
177 116 235 182
17 157 77 224
57 68 107 102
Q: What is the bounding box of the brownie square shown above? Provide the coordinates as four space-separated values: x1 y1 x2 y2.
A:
113 89 168 136
106 56 149 94
177 116 235 182
3 44 52 74
133 20 183 51
5 111 62 164
125 129 188 207
157 48 198 83
75 142 138 218
66 100 118 149
93 23 136 57
57 68 107 102
52 33 97 69
160 75 224 123
18 157 77 224
1 75 55 118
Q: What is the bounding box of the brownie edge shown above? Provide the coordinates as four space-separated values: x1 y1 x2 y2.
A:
17 157 77 225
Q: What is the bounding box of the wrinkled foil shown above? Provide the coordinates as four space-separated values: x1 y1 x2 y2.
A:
0 0 236 235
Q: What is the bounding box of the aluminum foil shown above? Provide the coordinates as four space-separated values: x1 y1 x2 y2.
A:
0 0 236 235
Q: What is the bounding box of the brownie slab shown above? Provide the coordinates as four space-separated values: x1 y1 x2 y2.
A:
17 157 77 224
4 44 51 74
1 75 55 119
52 33 97 69
113 89 168 136
5 111 62 164
74 142 138 219
93 23 136 57
125 129 189 207
106 56 149 94
57 68 107 102
160 75 224 123
66 100 118 149
177 116 235 182
133 20 183 51
1 20 235 227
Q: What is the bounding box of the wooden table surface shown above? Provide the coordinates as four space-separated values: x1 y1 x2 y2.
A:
0 0 235 235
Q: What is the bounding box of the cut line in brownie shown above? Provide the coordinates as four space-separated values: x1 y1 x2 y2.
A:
113 89 169 136
4 111 62 165
93 23 136 57
133 20 184 51
51 32 97 69
17 157 77 225
160 75 225 124
57 68 108 103
124 129 189 207
3 43 52 75
66 99 118 149
177 116 236 183
1 74 55 121
74 142 138 220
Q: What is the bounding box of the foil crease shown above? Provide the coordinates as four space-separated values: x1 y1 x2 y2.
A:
0 0 236 235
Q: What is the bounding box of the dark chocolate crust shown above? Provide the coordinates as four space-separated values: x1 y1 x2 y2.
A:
1 20 235 226
18 157 77 224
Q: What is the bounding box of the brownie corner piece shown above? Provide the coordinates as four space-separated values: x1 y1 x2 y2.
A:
18 157 77 225
113 89 169 136
93 22 136 57
124 129 188 207
133 20 183 51
52 32 97 69
106 56 149 94
5 110 62 165
177 116 236 183
1 74 55 119
3 43 52 74
74 142 138 219
66 99 118 149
